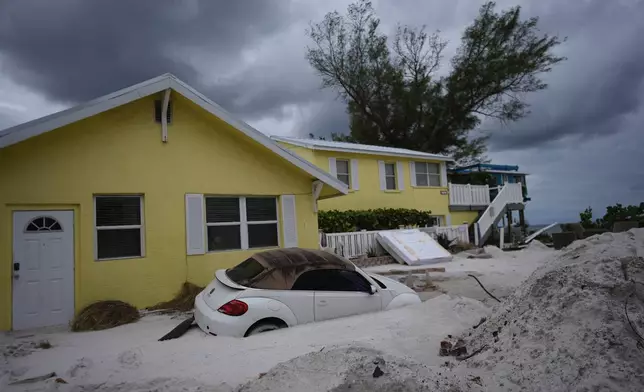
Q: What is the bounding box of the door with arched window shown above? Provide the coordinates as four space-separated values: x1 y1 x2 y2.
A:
12 211 74 330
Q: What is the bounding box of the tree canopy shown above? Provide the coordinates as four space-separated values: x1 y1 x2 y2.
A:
306 1 565 163
579 204 644 230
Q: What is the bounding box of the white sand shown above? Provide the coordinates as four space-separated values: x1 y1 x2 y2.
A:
0 243 565 391
367 244 554 304
1 295 490 391
241 230 644 391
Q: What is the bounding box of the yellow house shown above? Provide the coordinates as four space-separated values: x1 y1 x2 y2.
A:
272 136 455 226
0 74 347 331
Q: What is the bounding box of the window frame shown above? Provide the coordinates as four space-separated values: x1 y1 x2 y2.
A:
94 195 145 261
205 196 280 252
384 162 397 190
414 162 442 187
291 269 373 293
335 159 351 187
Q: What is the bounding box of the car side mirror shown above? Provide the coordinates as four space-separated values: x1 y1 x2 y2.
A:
369 285 377 295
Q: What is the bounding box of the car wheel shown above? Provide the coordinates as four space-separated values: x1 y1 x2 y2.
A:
246 321 284 336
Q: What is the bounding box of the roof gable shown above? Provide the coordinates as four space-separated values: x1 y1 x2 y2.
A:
0 74 348 195
272 136 453 161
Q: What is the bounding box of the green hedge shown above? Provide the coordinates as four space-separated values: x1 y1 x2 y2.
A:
319 208 436 233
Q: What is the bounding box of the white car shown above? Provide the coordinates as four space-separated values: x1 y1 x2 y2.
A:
194 248 421 337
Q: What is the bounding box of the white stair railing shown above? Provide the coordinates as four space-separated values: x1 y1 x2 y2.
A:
475 183 524 244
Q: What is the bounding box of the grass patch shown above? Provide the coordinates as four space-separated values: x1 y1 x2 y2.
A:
71 300 140 332
148 282 204 313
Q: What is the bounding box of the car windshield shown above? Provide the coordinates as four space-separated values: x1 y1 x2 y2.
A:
370 275 387 289
226 258 265 285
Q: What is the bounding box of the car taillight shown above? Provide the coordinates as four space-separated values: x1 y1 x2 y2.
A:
217 300 248 316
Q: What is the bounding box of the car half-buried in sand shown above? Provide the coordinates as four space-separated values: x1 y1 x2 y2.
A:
194 248 421 337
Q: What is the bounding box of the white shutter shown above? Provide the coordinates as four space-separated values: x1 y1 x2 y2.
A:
378 161 386 190
350 159 359 190
409 161 417 187
328 158 337 177
440 162 448 187
396 161 405 190
185 194 205 255
281 195 298 248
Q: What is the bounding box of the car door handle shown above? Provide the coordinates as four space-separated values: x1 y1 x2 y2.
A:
317 300 327 307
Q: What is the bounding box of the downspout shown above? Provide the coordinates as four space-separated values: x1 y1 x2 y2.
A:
161 89 171 143
312 181 323 213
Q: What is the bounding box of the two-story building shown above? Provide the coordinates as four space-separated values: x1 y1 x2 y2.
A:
274 137 528 245
273 136 454 226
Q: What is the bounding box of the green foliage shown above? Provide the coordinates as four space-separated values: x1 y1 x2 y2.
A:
435 233 453 250
318 208 436 233
449 172 494 186
599 203 644 230
306 0 565 164
579 206 595 229
578 203 644 230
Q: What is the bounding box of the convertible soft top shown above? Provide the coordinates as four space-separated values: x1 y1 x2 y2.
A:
226 248 355 290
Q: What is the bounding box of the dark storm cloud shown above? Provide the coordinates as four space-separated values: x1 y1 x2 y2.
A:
0 0 296 118
484 0 644 151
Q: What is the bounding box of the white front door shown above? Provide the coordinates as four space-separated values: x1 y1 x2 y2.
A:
12 211 75 330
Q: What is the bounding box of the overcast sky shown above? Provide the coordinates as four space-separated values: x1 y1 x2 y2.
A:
1 0 643 225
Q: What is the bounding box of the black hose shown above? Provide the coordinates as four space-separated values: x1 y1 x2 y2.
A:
468 274 501 303
625 291 644 350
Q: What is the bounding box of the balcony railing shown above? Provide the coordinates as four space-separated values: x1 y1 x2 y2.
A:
448 183 491 206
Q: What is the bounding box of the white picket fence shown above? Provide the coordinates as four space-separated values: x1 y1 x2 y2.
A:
321 224 470 258
321 230 381 258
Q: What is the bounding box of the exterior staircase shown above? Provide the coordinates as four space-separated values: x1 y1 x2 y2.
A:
473 183 525 245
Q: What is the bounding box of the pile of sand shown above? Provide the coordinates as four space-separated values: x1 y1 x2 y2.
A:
525 239 551 251
456 229 644 391
237 347 460 392
240 230 644 392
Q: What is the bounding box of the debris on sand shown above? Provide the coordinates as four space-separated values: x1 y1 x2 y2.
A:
71 300 140 332
9 372 56 385
148 282 204 313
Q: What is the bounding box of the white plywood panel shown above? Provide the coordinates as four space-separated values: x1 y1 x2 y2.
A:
376 229 452 265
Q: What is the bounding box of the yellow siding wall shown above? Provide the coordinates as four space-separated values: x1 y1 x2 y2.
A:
277 143 316 163
308 150 450 220
0 95 319 330
450 211 480 225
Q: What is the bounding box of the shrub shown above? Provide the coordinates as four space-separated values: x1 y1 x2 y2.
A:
435 233 453 250
318 208 436 233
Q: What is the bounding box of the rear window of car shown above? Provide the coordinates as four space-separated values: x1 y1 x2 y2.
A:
226 258 265 285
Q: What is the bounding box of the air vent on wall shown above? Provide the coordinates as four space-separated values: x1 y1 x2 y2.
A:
154 99 172 124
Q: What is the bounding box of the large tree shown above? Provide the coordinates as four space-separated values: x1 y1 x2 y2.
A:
306 1 565 163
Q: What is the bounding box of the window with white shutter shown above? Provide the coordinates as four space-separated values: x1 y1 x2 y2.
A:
205 196 279 252
95 195 144 260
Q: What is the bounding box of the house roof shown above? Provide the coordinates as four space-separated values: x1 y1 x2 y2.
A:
451 163 529 176
271 136 454 161
0 74 348 195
